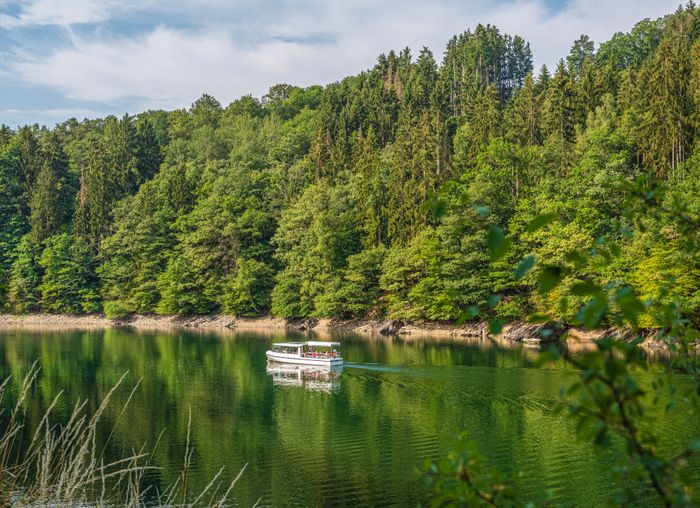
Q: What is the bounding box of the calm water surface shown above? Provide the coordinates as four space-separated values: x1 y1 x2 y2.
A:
0 327 697 506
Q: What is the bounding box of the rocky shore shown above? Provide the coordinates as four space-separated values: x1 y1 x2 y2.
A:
0 313 665 349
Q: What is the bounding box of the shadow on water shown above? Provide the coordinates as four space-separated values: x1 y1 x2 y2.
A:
0 326 696 506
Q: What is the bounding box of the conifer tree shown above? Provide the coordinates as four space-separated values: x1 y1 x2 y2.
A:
29 133 72 244
541 60 576 143
7 234 41 313
0 138 29 283
567 34 595 78
506 74 541 146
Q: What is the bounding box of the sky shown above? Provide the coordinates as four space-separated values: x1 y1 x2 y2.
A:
0 0 679 127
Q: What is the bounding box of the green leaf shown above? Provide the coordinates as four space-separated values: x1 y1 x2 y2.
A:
576 298 608 328
430 198 448 220
570 281 603 297
564 251 586 267
526 213 557 233
527 313 551 324
514 255 536 280
535 349 559 367
593 427 609 446
474 205 490 217
690 439 700 452
559 296 570 316
456 306 479 325
609 243 621 257
595 338 614 350
604 358 625 378
488 318 505 335
566 382 582 396
537 266 562 294
487 294 501 308
487 225 511 262
614 286 644 326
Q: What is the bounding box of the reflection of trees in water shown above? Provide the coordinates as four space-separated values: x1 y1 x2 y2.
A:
0 328 695 506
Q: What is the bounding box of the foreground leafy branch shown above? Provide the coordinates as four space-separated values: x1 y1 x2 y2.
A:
426 174 700 506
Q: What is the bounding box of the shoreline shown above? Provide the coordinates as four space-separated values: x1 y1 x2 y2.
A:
0 313 643 347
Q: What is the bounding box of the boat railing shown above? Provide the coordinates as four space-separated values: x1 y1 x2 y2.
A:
301 351 341 359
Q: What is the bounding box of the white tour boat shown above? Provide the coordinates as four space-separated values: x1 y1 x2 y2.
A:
265 341 343 367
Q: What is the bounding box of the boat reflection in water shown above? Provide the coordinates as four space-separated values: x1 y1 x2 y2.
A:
266 362 343 392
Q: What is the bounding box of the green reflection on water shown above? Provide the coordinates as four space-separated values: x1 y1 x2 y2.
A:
0 327 696 506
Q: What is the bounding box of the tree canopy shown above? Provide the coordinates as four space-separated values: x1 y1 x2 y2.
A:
0 8 698 328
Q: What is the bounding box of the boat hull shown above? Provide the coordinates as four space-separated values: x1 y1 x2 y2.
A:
265 351 343 366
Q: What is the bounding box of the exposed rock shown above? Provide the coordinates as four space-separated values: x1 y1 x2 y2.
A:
287 317 319 331
452 322 488 337
501 322 567 343
377 320 405 335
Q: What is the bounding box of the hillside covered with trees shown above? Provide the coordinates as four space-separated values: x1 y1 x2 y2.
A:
1 5 699 324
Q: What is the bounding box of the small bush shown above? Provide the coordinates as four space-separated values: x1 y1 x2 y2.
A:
103 300 130 319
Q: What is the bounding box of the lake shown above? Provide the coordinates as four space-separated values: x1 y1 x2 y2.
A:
0 326 697 506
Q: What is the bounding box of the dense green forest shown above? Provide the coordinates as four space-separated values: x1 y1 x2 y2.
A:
1 5 700 324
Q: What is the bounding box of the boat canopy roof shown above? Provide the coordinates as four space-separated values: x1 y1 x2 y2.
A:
273 342 305 348
305 341 341 347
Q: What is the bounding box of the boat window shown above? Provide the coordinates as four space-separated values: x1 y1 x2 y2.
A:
272 345 298 353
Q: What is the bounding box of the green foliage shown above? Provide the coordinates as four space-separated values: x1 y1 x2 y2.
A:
156 254 211 315
0 5 699 505
339 246 387 316
29 133 74 244
381 227 490 320
270 271 308 318
427 157 700 505
0 5 698 336
0 141 30 306
316 245 387 317
98 171 184 315
103 300 130 319
559 340 694 505
631 241 700 327
222 259 275 316
38 233 100 314
7 235 41 313
271 182 361 317
422 433 545 507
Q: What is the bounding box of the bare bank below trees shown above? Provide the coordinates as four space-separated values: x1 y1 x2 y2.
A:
0 313 672 351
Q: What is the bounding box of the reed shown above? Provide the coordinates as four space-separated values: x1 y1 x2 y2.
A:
0 363 245 507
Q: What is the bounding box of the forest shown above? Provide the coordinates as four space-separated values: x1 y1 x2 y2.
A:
1 4 699 325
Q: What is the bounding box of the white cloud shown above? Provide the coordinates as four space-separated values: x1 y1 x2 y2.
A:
482 0 676 70
0 107 100 117
5 0 680 114
0 0 121 27
13 26 362 109
0 107 105 128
